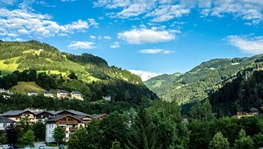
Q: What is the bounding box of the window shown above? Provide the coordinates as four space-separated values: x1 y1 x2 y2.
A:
3 123 7 127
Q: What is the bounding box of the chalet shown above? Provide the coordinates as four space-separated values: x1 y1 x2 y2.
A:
0 116 16 130
44 91 54 98
92 114 108 120
71 91 83 100
57 90 68 99
28 90 38 96
237 108 259 119
46 115 85 143
1 110 37 123
34 111 56 122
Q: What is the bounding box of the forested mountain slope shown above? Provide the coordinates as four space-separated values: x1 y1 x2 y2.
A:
0 40 158 106
145 55 263 104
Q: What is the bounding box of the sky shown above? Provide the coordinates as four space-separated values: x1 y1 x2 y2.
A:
1 0 263 81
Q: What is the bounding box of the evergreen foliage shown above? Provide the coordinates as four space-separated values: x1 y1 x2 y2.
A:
209 132 230 149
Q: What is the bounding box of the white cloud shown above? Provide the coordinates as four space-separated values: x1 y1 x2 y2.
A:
68 41 95 49
0 8 89 38
90 35 96 39
129 70 159 81
110 41 120 48
104 36 112 40
146 5 190 22
118 28 176 44
139 49 174 54
93 0 263 24
61 0 76 2
226 35 263 54
88 18 99 27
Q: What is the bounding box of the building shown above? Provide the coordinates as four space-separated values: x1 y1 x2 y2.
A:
57 90 68 99
103 96 111 101
45 112 93 143
92 114 108 120
44 91 54 98
0 116 16 130
28 90 38 96
71 91 83 100
1 110 37 123
34 111 56 122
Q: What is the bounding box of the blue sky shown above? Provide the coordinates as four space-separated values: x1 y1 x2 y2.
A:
1 0 263 80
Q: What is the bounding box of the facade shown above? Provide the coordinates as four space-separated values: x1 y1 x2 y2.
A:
0 116 16 130
45 115 84 143
57 90 68 99
1 110 37 123
44 91 54 98
103 96 111 101
34 111 56 122
28 90 38 96
71 91 83 100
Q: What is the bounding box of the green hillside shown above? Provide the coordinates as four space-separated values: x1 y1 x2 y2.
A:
0 40 158 105
145 55 263 104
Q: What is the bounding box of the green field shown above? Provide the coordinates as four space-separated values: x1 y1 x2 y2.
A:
10 81 46 95
0 57 19 75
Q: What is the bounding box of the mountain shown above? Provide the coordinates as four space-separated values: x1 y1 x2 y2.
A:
0 40 158 104
145 55 263 104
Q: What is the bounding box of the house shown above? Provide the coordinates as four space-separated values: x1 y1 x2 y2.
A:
57 90 68 99
0 88 10 94
103 96 111 101
34 111 56 122
44 91 54 98
28 90 38 96
92 114 108 120
0 116 16 130
237 108 259 119
71 91 83 100
1 110 37 123
45 114 86 143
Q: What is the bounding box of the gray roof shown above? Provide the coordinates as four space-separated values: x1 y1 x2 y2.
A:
71 91 81 95
55 110 87 116
44 91 53 94
57 90 68 94
28 90 38 94
0 116 16 123
1 110 28 116
34 110 56 115
92 114 107 119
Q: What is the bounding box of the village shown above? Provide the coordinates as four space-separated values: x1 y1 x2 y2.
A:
0 108 108 147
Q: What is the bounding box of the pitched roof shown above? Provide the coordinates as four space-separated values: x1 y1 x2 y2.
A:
28 90 38 94
0 116 16 123
1 110 31 116
55 110 86 116
34 110 56 116
57 90 68 94
92 114 108 119
71 91 81 95
44 91 53 94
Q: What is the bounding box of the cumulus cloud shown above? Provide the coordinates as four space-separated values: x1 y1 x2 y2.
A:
110 41 120 48
93 0 263 24
146 5 190 22
68 41 95 49
88 18 99 28
0 8 89 38
139 49 174 54
118 28 176 44
226 35 263 54
129 70 159 81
